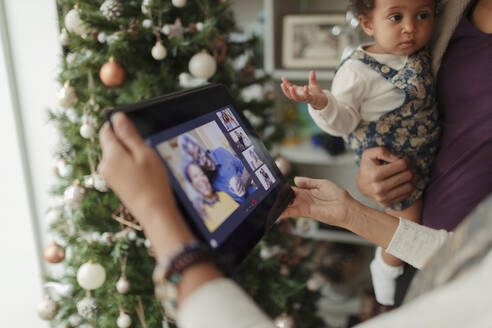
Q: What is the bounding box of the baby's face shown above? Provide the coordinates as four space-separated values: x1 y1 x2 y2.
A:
360 0 435 56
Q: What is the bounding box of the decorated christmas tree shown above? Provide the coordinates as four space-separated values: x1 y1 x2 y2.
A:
39 1 324 327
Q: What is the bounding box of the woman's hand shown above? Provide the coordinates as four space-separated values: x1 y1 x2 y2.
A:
281 177 353 228
281 71 328 110
98 113 179 227
356 147 415 209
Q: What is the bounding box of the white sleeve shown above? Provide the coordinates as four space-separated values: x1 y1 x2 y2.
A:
386 218 450 269
355 250 492 328
308 62 365 136
177 278 274 328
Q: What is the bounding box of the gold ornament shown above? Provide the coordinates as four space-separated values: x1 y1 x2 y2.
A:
99 56 126 87
43 242 65 263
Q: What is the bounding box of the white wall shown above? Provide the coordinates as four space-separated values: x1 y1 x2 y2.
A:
0 0 60 327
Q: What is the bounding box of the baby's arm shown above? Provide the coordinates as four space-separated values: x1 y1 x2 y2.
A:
281 71 328 110
281 65 365 137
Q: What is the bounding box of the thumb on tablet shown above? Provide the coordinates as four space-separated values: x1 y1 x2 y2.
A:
112 112 146 153
294 176 321 190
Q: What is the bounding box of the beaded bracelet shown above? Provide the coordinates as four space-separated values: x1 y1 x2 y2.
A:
153 241 213 321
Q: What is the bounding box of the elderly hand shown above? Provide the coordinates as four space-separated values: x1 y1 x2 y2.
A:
281 177 353 228
356 147 415 209
98 113 180 227
229 176 246 197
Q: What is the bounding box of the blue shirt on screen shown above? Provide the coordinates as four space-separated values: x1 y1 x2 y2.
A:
209 147 254 203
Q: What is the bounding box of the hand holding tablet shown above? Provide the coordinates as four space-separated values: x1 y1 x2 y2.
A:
106 85 294 274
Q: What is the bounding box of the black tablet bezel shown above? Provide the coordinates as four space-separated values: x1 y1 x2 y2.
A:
106 84 294 275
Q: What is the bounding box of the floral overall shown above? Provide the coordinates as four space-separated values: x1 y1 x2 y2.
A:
342 49 441 210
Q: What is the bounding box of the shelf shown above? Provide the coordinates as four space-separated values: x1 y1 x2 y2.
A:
295 219 372 245
271 69 335 82
275 141 356 166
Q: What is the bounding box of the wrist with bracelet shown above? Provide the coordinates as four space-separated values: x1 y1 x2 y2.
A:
153 240 213 322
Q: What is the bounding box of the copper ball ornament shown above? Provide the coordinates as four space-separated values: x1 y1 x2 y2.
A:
99 56 126 87
43 242 65 263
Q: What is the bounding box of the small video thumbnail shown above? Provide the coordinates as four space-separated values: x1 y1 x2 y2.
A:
155 121 257 232
242 146 263 171
217 107 239 131
255 165 276 190
230 127 252 152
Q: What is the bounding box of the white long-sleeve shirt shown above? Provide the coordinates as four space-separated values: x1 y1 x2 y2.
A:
176 217 492 328
308 46 408 137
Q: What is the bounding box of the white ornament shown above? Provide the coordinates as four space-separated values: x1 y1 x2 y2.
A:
64 8 90 36
77 261 106 290
195 22 204 31
260 246 273 260
141 0 152 14
56 159 73 178
44 282 75 299
151 41 167 60
142 19 152 29
307 276 322 291
188 52 217 79
273 314 295 328
240 84 264 102
68 313 84 327
144 239 151 248
116 276 131 294
37 297 58 320
94 175 108 192
179 72 207 88
117 312 132 328
100 0 123 21
77 296 99 320
65 107 80 123
161 25 171 35
127 230 137 240
80 123 96 139
66 52 77 65
101 232 113 244
97 32 107 43
56 82 78 109
64 184 85 209
171 0 187 7
59 28 70 46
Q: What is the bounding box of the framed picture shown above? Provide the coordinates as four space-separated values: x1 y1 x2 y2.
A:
282 14 348 69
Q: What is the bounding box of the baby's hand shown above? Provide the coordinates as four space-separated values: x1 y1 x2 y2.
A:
281 71 328 110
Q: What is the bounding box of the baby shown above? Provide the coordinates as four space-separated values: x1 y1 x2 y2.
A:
281 0 440 306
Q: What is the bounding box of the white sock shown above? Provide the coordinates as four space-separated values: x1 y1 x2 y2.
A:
370 246 404 306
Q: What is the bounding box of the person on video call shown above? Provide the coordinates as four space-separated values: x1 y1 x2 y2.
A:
184 160 239 230
178 133 255 203
235 130 247 150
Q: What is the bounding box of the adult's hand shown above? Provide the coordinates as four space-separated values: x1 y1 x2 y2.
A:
356 147 414 209
281 177 353 228
98 113 180 227
229 176 246 197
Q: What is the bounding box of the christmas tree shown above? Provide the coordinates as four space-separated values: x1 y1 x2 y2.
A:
39 1 324 327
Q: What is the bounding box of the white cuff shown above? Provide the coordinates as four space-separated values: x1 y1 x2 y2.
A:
177 278 274 328
386 217 450 269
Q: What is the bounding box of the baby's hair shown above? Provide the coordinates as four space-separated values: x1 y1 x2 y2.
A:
349 0 440 17
348 0 375 17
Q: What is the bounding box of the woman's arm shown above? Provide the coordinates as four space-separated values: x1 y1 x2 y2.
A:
282 177 450 268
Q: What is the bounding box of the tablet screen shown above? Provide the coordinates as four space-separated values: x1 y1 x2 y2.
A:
146 105 279 248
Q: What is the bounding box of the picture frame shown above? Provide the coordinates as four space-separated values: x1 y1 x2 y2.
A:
282 14 348 69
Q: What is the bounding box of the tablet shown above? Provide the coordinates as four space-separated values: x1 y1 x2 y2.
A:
107 84 295 274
